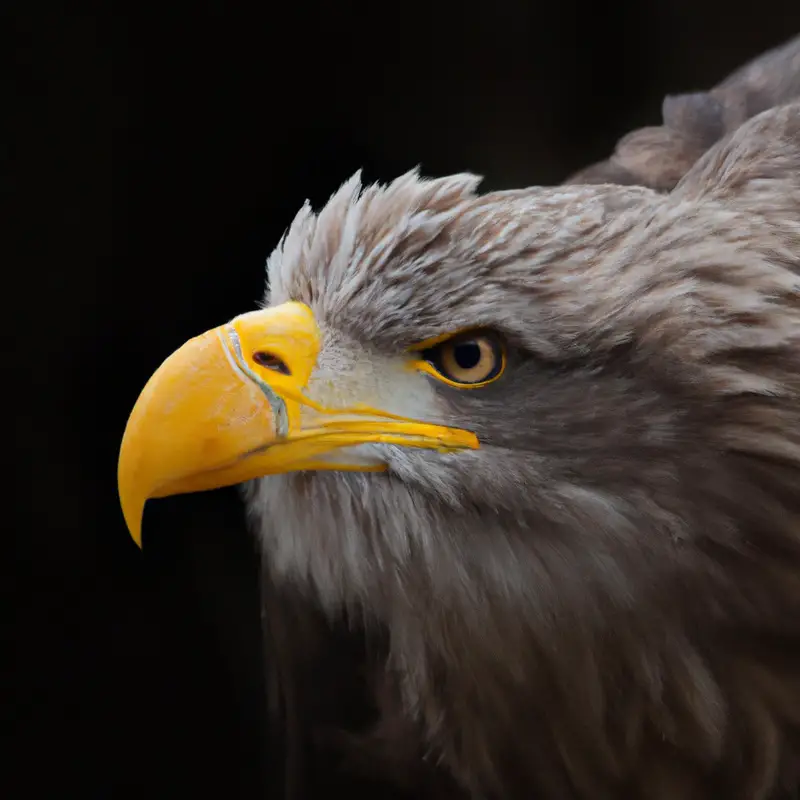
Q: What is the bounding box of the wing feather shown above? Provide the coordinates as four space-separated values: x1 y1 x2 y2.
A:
565 35 800 190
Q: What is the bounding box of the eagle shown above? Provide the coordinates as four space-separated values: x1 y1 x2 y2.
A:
119 37 800 800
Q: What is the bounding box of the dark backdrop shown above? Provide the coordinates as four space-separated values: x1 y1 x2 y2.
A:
8 4 800 797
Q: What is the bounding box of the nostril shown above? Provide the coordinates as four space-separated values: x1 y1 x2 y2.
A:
252 351 291 375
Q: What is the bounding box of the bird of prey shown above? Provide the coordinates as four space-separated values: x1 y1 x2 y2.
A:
119 36 800 800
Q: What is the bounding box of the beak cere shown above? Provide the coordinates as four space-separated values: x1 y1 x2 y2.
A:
117 301 479 547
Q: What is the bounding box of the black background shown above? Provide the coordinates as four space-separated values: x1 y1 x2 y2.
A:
8 4 800 797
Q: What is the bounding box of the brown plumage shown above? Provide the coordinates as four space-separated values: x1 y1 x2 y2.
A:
567 34 800 191
250 37 800 800
118 35 800 800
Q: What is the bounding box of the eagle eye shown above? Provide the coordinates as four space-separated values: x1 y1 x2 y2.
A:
418 331 506 388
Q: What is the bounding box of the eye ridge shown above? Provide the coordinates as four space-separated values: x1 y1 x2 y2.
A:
422 331 506 387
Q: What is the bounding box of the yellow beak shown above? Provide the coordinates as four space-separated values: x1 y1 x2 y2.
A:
118 301 479 546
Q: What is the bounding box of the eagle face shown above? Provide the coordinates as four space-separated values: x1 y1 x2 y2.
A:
119 103 800 797
247 107 800 625
245 174 688 615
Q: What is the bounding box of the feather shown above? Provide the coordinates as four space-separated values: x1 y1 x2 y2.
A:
565 35 800 191
256 43 800 800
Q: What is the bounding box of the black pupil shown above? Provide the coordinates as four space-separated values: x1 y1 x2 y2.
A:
453 341 482 370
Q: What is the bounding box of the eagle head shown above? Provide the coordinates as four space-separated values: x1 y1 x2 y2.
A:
118 104 800 797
